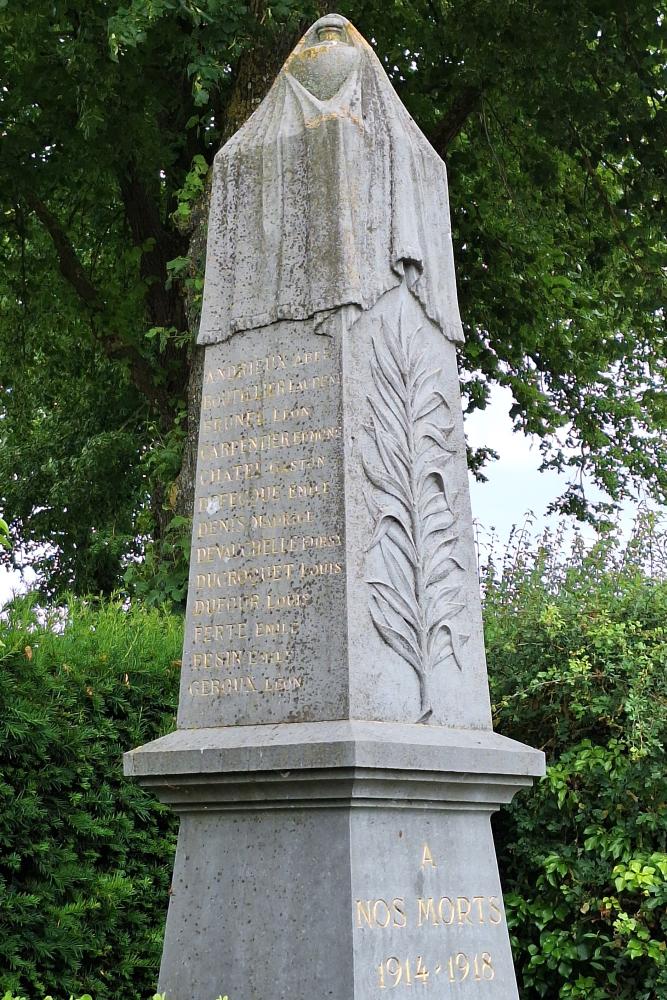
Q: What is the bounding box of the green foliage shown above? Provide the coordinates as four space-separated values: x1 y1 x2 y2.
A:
0 995 227 1000
0 597 182 999
1 994 175 1000
485 515 667 998
124 514 191 607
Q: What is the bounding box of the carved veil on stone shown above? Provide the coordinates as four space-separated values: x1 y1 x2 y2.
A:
197 14 464 345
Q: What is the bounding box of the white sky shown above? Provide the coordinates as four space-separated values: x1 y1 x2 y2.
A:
466 385 610 546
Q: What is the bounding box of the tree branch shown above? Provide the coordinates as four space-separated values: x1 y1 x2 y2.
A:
26 191 173 418
429 85 483 154
24 192 104 311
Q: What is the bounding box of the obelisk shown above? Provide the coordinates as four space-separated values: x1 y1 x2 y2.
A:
125 14 545 999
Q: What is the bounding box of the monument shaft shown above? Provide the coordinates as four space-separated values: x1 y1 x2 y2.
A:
125 14 544 999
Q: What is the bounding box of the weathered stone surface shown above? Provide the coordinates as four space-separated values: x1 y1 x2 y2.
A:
197 15 463 346
179 281 490 729
157 800 522 1000
125 721 543 785
179 313 348 728
124 13 545 1000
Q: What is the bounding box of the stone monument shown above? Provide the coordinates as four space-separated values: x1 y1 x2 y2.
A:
125 14 545 999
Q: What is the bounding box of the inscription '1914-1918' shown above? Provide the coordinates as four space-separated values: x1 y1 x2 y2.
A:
355 844 505 991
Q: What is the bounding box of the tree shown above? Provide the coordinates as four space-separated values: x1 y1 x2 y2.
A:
0 0 664 597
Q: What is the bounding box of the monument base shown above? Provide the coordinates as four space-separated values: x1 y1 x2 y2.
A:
125 722 544 1000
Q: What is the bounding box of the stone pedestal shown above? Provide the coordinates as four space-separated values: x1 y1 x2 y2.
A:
126 723 543 1000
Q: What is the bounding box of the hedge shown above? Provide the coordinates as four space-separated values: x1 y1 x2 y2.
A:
487 520 667 998
0 599 181 999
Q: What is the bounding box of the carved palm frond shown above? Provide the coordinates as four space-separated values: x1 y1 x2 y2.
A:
364 310 469 722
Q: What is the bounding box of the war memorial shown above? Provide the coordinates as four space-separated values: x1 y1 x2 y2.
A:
125 14 545 999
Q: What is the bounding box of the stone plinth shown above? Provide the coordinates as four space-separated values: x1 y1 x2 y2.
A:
126 723 543 1000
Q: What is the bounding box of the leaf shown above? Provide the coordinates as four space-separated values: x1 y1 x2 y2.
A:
371 363 408 433
430 624 470 671
420 421 456 453
369 579 421 630
367 512 417 562
362 459 411 509
383 540 416 599
373 419 411 492
364 308 467 719
410 364 442 404
426 534 470 580
370 598 421 671
425 553 468 587
382 316 409 379
385 519 419 563
423 512 457 541
414 386 452 421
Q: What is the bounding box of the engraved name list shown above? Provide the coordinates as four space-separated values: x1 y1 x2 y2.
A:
178 324 347 727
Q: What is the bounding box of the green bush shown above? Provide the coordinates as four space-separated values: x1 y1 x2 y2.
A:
0 598 182 999
0 995 227 1000
486 517 667 999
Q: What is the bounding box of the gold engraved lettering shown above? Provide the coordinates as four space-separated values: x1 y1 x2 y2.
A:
255 620 300 637
420 843 436 869
271 405 311 422
195 563 294 589
311 373 341 390
251 510 313 530
198 485 281 512
198 461 261 482
202 369 339 410
189 675 303 696
200 426 340 459
266 591 312 610
301 534 341 550
356 901 373 928
438 897 455 925
250 537 298 557
267 456 325 475
199 409 264 432
359 893 504 933
196 543 245 563
355 899 406 930
204 354 287 383
392 898 407 929
193 595 259 616
263 675 302 693
288 480 329 499
373 900 392 929
193 623 248 643
191 649 288 670
417 897 439 928
489 896 502 924
299 560 342 578
197 515 246 537
456 897 473 925
293 348 332 367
